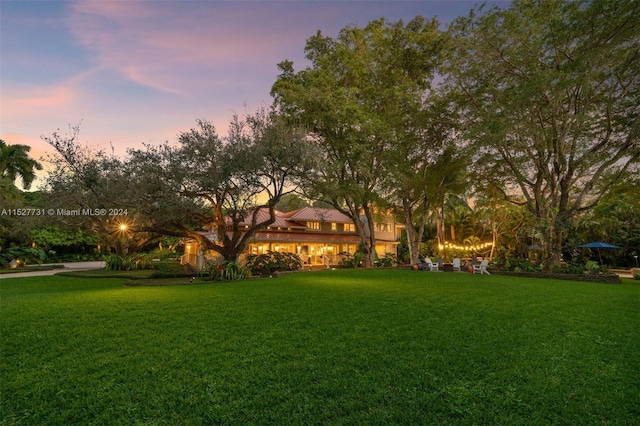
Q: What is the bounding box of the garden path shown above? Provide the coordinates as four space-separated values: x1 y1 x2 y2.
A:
0 261 105 279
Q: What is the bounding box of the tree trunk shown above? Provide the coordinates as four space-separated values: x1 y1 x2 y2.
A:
363 207 377 268
404 214 420 265
403 198 426 266
540 219 564 269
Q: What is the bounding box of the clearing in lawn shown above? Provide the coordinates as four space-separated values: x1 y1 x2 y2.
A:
1 269 638 424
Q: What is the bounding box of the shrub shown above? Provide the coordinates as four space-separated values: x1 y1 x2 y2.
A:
146 248 176 261
353 251 364 268
103 254 124 271
503 259 538 272
244 251 302 276
0 247 47 267
207 261 249 281
150 260 191 278
564 263 586 274
104 253 156 271
584 260 600 274
377 253 397 267
337 257 355 269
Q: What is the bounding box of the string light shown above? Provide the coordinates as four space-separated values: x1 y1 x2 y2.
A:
438 241 493 251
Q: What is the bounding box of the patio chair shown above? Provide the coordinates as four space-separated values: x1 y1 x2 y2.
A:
452 258 461 272
425 257 439 271
473 260 490 275
416 258 428 271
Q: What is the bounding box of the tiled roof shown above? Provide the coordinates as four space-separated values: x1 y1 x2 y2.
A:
233 209 305 229
231 207 354 228
282 207 353 224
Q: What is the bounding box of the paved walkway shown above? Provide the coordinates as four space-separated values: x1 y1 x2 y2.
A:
0 261 105 279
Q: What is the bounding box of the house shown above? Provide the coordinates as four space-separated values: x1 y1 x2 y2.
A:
181 206 403 269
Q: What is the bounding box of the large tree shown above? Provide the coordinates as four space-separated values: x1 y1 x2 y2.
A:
42 126 165 255
42 112 309 261
272 16 446 266
447 0 640 267
128 110 311 261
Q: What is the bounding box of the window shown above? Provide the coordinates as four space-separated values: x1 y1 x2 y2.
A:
307 221 320 230
331 223 337 231
344 223 355 232
375 223 390 232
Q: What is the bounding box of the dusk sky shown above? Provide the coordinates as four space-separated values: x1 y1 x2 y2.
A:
1 0 508 189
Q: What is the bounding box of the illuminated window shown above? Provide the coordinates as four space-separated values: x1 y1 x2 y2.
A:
344 223 355 232
307 221 320 230
331 223 337 231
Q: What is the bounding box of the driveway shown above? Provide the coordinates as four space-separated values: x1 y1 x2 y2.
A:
0 261 105 279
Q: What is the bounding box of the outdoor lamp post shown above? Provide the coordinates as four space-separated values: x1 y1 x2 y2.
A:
634 255 638 267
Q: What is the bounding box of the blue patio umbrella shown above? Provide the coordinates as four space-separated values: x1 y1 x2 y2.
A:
577 241 622 249
577 241 622 264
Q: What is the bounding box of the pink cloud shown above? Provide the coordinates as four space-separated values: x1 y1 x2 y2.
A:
65 1 308 96
8 84 74 110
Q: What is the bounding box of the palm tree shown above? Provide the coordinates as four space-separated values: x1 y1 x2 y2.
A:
0 140 43 190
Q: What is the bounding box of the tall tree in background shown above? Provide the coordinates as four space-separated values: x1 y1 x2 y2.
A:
272 16 446 267
0 140 44 249
447 0 640 267
0 139 42 191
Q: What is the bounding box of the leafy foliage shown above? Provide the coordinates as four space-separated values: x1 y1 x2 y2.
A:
103 254 156 271
272 17 447 267
446 0 640 266
0 139 42 190
206 261 250 281
31 226 99 248
0 247 47 268
124 110 311 262
377 252 398 267
244 251 302 276
584 261 601 275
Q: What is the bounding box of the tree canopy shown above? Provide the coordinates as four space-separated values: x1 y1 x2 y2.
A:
446 0 640 266
39 111 311 261
0 139 42 191
8 0 638 269
124 109 311 261
272 16 454 266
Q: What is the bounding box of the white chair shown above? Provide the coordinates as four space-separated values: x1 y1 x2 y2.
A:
473 260 490 275
425 257 439 271
452 258 461 272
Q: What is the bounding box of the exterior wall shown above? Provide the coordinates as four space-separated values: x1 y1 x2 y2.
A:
183 208 403 269
246 241 359 267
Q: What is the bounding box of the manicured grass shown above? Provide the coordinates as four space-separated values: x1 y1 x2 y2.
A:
1 270 638 424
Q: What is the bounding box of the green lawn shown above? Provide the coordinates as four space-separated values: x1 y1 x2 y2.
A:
1 270 638 425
